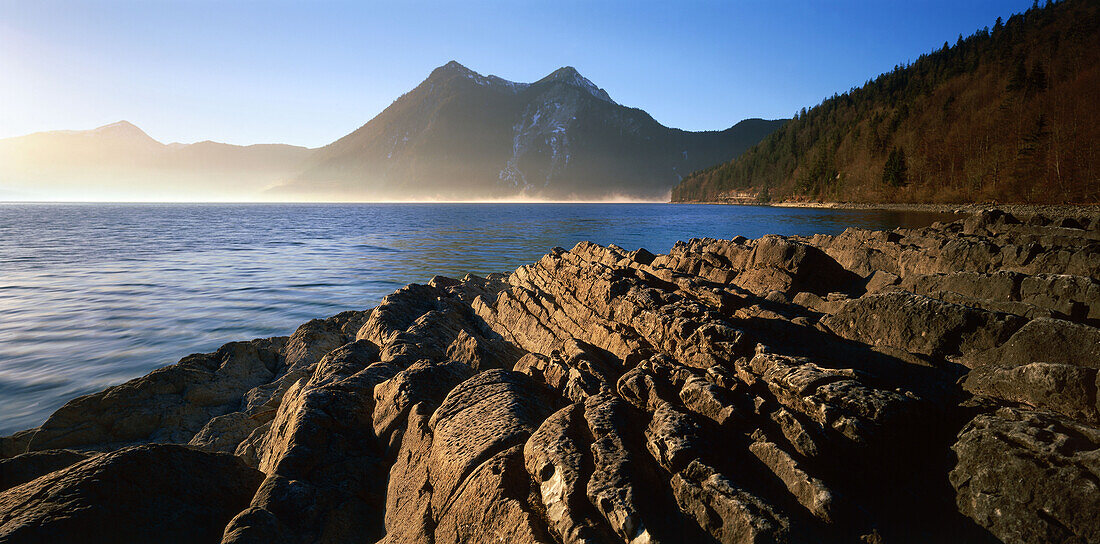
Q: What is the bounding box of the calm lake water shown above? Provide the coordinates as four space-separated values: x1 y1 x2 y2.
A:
0 203 958 434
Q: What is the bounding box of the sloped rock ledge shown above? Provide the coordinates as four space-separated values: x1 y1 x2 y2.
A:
1 208 1098 544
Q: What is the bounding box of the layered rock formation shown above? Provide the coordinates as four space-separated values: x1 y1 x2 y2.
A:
2 209 1098 543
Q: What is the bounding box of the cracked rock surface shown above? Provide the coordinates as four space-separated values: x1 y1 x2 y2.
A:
1 208 1098 543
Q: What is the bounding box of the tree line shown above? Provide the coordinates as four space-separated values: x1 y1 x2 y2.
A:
672 0 1099 204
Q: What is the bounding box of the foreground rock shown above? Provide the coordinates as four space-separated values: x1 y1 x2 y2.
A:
1 208 1098 543
0 445 262 543
951 408 1100 544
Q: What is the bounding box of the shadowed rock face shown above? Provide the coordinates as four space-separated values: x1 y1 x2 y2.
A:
1 209 1098 543
0 445 263 543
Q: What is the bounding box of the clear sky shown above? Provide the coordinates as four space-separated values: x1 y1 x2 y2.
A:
0 0 1032 148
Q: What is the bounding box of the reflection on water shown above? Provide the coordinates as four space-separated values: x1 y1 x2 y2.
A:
0 203 958 433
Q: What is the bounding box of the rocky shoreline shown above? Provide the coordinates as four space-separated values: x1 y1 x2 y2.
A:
2 209 1098 543
676 199 1100 217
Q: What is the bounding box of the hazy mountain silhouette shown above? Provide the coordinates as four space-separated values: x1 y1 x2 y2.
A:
0 121 313 201
274 61 784 200
0 63 783 202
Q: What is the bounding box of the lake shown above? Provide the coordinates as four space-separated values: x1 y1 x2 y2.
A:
0 202 958 434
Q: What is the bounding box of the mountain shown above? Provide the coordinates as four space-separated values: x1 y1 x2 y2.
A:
0 122 314 201
672 0 1100 205
273 62 785 200
1 64 782 202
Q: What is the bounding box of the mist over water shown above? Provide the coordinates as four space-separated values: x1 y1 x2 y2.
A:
0 202 957 434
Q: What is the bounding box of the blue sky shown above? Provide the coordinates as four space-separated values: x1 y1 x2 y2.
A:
0 0 1032 148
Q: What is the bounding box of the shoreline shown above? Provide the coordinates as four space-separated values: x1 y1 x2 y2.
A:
5 199 1098 217
1 209 1097 542
675 199 1100 216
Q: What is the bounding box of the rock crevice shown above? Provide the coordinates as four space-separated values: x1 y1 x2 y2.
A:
2 208 1098 543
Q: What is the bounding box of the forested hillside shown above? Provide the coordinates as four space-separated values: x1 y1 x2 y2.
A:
672 0 1099 204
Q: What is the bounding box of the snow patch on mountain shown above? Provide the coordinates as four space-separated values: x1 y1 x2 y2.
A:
542 67 615 104
499 88 581 189
486 75 531 92
431 61 532 94
432 61 612 102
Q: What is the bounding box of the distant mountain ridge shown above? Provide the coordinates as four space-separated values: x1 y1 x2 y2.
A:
0 121 314 201
0 63 783 201
672 0 1100 205
275 61 785 200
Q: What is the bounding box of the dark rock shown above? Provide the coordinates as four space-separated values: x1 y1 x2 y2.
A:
0 445 262 543
748 440 840 524
963 362 1099 423
0 450 95 492
1019 274 1100 323
951 408 1100 544
822 291 1025 360
282 311 369 373
900 271 1022 302
24 338 286 453
966 317 1100 369
671 459 792 544
372 360 473 449
745 235 862 295
188 411 264 454
645 401 706 473
678 374 746 426
224 348 399 544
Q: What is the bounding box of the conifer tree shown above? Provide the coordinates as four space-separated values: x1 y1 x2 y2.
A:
882 146 908 187
671 0 1098 205
1029 61 1048 93
1007 58 1028 91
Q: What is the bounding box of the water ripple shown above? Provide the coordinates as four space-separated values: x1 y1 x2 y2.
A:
0 202 957 434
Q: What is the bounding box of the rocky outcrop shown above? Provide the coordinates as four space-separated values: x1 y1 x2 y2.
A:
0 445 262 543
1 208 1098 543
951 408 1100 544
0 450 95 492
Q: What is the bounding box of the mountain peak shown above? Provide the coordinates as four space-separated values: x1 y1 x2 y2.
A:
430 60 477 79
89 121 161 144
441 60 467 70
93 120 148 137
420 61 536 95
537 66 614 103
95 120 137 131
421 62 613 102
284 60 783 200
547 66 581 79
